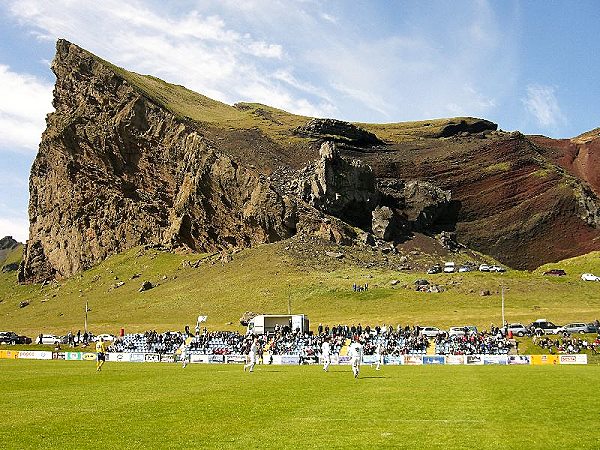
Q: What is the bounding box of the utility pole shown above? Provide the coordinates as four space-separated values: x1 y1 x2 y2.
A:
501 285 505 326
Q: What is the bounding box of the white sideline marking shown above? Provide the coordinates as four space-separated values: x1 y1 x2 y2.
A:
293 417 484 423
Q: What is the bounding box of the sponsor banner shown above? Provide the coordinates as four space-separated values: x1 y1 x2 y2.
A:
190 354 209 364
384 356 403 365
483 355 508 365
130 353 145 363
107 353 131 362
508 355 531 365
144 353 160 362
225 354 245 364
446 355 465 365
161 354 175 363
280 355 300 365
466 355 483 365
531 355 559 366
53 352 66 360
0 350 19 359
423 355 445 365
336 355 352 365
82 353 96 361
17 350 51 360
403 355 423 365
209 354 225 364
559 354 587 365
66 352 83 361
362 355 378 365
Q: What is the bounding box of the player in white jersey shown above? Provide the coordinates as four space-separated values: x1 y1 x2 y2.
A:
244 338 259 372
321 338 331 372
180 345 188 368
348 338 364 378
375 341 384 370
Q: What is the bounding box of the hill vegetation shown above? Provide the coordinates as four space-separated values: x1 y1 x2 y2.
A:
1 241 599 336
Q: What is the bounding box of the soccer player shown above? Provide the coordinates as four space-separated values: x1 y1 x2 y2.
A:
180 344 189 368
375 341 384 371
243 337 259 372
95 337 107 372
348 337 363 378
321 337 331 372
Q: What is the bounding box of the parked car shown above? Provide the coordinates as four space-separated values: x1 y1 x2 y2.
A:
0 331 32 345
443 262 456 273
543 269 566 276
427 265 442 274
528 319 560 335
581 273 600 281
37 334 62 345
507 323 529 337
556 323 596 334
420 326 444 338
458 265 473 273
93 333 116 342
448 326 477 337
489 265 506 273
479 264 490 272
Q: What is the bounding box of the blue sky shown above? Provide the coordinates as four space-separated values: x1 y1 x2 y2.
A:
0 0 599 242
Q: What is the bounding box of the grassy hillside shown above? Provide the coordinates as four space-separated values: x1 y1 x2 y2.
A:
1 242 599 337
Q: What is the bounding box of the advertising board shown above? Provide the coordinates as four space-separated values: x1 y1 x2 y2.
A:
507 355 530 365
107 353 131 362
423 355 445 365
144 353 160 362
66 352 82 361
190 354 209 364
130 353 145 363
403 355 423 365
445 355 465 365
559 354 587 365
530 355 559 365
483 355 508 365
465 355 483 365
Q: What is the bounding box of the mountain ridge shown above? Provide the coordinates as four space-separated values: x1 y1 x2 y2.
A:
18 39 600 282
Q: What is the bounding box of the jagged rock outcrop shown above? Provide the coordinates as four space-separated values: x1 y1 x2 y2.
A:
0 236 18 250
19 40 297 282
437 119 497 137
295 118 384 146
297 142 377 229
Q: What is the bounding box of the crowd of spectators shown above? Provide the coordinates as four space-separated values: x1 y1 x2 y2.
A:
533 335 600 355
44 323 600 358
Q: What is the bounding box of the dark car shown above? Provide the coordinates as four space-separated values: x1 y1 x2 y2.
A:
528 319 560 335
543 269 566 276
0 331 32 345
427 265 442 274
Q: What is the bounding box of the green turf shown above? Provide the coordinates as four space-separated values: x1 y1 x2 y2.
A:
1 360 599 449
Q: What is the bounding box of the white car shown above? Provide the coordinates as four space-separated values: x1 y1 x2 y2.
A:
581 273 600 281
93 333 116 342
489 265 506 273
443 262 455 273
479 264 490 272
37 334 61 345
420 326 444 338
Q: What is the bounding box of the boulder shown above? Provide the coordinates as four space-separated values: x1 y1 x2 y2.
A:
139 281 154 292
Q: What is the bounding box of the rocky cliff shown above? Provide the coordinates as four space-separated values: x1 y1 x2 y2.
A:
19 40 600 280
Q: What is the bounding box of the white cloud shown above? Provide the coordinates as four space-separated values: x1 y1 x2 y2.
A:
0 216 28 243
0 65 53 153
523 84 566 129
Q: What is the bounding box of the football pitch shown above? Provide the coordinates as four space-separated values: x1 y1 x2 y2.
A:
1 360 599 449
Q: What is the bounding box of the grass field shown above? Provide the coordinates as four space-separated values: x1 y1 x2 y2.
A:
1 359 599 449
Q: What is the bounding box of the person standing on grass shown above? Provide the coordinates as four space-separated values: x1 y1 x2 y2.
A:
95 337 108 372
348 337 364 378
321 337 331 372
180 344 189 368
244 337 259 372
375 341 384 371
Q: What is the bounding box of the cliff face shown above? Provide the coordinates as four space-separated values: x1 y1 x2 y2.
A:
20 40 296 282
19 40 600 280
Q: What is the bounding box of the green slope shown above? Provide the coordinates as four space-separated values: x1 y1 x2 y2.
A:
1 242 599 336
